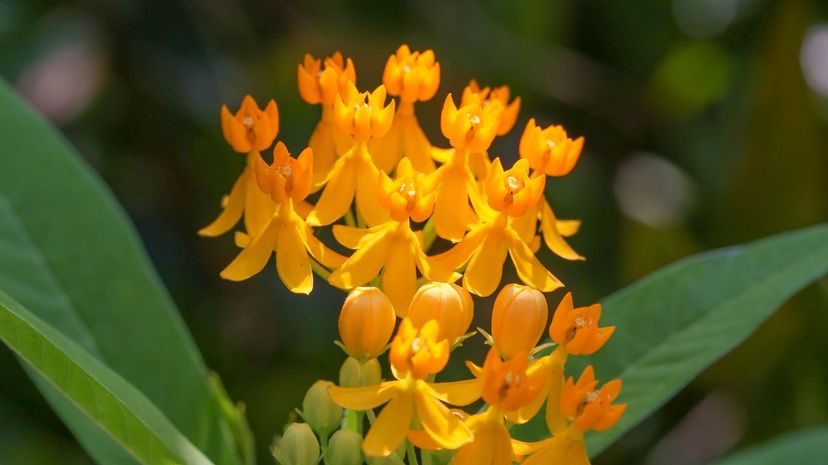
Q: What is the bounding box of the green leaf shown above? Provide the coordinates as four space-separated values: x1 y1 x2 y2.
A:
0 290 215 465
711 428 828 465
0 81 240 463
584 224 828 454
517 224 828 455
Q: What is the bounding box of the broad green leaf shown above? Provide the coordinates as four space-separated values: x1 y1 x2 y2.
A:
0 290 215 465
584 224 828 454
711 428 828 465
517 224 828 455
0 80 241 463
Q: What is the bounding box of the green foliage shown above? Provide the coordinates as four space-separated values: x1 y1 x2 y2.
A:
516 224 828 456
711 427 828 465
0 79 243 464
0 290 216 465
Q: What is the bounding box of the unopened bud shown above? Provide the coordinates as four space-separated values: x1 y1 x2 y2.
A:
272 423 319 465
339 356 382 387
338 287 396 360
408 282 474 342
491 284 548 358
325 429 363 465
302 381 342 435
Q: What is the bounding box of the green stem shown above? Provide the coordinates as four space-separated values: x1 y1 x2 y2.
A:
406 441 420 465
422 218 437 252
366 408 377 425
344 208 356 228
421 449 433 465
310 258 331 280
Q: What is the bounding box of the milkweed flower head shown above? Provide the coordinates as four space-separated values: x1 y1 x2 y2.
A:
200 44 625 465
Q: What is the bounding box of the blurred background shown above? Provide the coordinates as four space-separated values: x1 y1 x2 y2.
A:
1 0 827 463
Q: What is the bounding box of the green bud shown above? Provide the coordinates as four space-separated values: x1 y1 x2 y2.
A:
366 454 405 465
325 429 363 465
429 449 456 465
339 357 382 387
302 380 342 435
272 423 319 465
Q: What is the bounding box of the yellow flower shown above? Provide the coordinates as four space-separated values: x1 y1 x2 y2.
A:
433 158 562 296
220 142 345 293
490 284 548 359
549 292 615 356
306 83 395 227
199 96 279 238
297 52 356 106
407 282 474 343
425 94 503 241
370 45 440 173
460 80 521 137
338 287 396 361
452 349 543 465
297 52 357 187
329 319 480 457
515 366 625 465
329 158 458 312
519 118 583 177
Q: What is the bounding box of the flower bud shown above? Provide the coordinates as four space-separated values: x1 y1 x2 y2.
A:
325 429 363 465
367 453 405 465
407 282 473 342
491 284 548 358
338 287 396 360
339 356 382 387
272 423 319 465
519 118 583 177
302 381 342 435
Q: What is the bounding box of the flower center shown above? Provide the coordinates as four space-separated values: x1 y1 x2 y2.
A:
411 337 427 353
403 64 412 73
574 316 586 328
242 116 254 127
468 114 481 126
546 139 557 150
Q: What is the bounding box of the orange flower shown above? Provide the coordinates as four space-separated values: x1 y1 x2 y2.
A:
329 319 480 457
519 118 583 177
549 292 615 356
560 366 626 432
201 96 280 238
370 45 440 173
297 52 356 106
382 44 440 104
453 350 543 465
407 282 474 342
486 158 546 218
329 162 458 312
378 157 435 223
461 80 521 136
440 93 503 153
220 143 345 293
433 158 562 296
220 95 279 153
307 83 395 227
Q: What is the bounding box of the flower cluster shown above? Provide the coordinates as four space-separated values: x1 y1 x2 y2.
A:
200 45 623 465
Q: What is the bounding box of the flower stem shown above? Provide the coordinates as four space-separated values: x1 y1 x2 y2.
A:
422 218 437 252
406 441 420 465
310 258 331 280
344 208 356 228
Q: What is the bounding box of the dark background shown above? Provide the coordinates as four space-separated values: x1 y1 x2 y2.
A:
1 0 827 464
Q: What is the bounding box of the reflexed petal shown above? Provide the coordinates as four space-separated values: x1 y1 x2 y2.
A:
381 237 417 316
307 155 357 226
199 172 246 237
556 218 581 237
329 230 392 289
463 230 507 297
522 437 589 465
244 170 276 235
328 381 399 410
276 221 313 294
355 155 391 227
368 117 403 173
430 223 488 271
511 438 549 457
403 119 436 173
426 379 482 406
363 393 414 457
506 229 563 292
333 223 390 249
220 219 279 281
309 122 338 187
541 200 584 261
414 390 472 450
433 166 476 241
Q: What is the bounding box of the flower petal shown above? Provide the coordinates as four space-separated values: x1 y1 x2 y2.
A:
363 393 414 457
199 172 246 237
541 200 584 261
244 169 276 235
402 118 436 173
426 379 481 406
329 229 392 289
328 381 399 410
355 155 391 227
220 219 278 281
276 220 313 294
381 237 418 316
414 390 472 450
307 154 356 226
463 230 507 297
506 229 563 292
